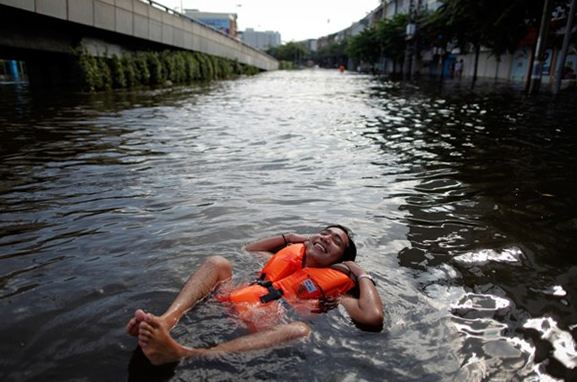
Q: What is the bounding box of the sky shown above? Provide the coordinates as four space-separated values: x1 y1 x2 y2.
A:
155 0 381 43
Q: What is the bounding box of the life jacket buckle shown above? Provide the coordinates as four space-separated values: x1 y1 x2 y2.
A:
252 278 284 303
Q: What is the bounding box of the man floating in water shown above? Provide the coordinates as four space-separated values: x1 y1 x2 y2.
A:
126 225 384 365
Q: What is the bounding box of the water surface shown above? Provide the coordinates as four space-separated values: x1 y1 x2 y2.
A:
1 70 576 381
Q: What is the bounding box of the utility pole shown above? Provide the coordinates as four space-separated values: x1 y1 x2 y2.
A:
411 0 422 78
403 0 416 80
529 0 553 95
553 0 577 94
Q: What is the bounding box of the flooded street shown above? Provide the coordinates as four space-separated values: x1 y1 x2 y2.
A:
1 70 576 381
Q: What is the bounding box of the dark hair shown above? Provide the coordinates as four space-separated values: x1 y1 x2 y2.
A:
325 224 357 262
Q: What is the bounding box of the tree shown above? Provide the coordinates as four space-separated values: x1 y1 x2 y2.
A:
314 39 349 68
428 0 551 82
345 14 408 74
347 28 380 70
267 42 309 66
377 13 409 75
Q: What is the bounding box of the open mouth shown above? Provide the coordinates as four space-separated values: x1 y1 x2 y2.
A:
313 242 326 253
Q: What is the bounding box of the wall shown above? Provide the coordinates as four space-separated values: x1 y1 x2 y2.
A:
0 0 277 71
460 51 513 81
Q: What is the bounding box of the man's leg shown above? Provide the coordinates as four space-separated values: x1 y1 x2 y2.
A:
127 255 233 336
138 312 311 365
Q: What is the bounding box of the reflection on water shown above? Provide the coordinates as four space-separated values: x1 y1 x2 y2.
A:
0 71 576 381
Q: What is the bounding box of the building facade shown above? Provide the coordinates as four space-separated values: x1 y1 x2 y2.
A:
314 0 576 89
184 10 238 38
241 28 281 51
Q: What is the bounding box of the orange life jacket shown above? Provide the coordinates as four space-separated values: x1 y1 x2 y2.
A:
223 244 355 306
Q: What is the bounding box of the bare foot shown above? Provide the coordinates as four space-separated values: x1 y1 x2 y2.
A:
126 309 147 336
138 313 202 365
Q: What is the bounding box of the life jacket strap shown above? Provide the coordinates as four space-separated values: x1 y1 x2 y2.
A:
252 279 284 303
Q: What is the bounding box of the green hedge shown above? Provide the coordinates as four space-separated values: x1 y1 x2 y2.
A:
278 61 297 70
76 50 261 91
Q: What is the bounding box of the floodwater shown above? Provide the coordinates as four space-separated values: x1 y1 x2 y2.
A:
1 70 576 381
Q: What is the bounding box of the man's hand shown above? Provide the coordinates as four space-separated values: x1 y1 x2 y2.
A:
341 261 365 280
285 233 309 244
331 261 364 283
312 296 340 313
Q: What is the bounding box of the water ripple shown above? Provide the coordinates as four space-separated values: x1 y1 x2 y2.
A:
1 72 576 381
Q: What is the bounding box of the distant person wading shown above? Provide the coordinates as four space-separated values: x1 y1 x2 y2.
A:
454 59 464 79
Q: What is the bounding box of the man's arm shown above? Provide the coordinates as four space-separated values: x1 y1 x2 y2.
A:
338 261 384 332
244 233 309 256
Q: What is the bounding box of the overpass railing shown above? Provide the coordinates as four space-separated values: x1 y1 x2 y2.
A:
138 0 277 62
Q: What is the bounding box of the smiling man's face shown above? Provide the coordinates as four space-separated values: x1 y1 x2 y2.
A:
303 227 349 268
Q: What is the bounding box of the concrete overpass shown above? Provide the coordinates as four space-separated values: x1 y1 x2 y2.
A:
0 0 278 85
